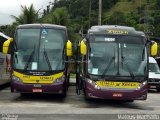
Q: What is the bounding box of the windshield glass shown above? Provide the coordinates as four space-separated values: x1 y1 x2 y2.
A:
149 63 160 73
14 28 66 71
88 35 147 77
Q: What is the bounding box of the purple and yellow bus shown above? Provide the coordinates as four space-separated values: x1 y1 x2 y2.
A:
77 25 157 101
3 24 72 96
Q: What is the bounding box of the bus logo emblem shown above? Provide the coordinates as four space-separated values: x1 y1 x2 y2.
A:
36 80 39 83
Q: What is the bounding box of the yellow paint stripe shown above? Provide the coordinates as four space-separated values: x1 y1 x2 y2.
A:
96 81 140 89
13 71 63 84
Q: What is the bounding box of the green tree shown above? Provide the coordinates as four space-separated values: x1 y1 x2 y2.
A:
104 11 126 25
52 7 70 26
11 4 39 24
42 7 70 26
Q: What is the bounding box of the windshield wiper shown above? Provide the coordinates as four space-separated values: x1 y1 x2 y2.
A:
102 56 115 77
24 45 35 71
102 47 116 77
121 46 135 80
121 56 135 79
43 46 52 71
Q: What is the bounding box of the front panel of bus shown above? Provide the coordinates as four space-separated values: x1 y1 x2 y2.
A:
83 33 148 100
11 27 68 94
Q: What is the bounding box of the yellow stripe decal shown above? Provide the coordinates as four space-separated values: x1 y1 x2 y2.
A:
13 71 63 84
96 81 140 89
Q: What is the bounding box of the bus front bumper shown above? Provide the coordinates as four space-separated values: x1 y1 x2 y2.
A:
11 81 65 94
85 82 148 100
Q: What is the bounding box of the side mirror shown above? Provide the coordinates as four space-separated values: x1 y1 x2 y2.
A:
66 40 72 57
80 40 87 55
3 38 13 54
151 42 158 56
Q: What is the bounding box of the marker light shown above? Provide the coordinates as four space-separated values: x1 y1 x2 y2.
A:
142 81 147 85
55 76 65 83
12 76 21 82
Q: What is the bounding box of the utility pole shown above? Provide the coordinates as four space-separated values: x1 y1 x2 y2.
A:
98 0 102 25
89 0 91 28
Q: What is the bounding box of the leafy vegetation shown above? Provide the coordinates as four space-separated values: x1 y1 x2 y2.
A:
1 0 160 40
0 0 160 71
11 4 39 25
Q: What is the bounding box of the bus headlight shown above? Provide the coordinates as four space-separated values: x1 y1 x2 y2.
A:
142 81 147 85
136 81 147 90
87 79 100 89
87 79 95 85
54 76 65 83
95 85 100 89
12 76 21 82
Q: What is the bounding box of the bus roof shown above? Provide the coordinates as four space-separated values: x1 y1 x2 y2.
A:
0 32 10 39
88 25 145 36
17 24 67 30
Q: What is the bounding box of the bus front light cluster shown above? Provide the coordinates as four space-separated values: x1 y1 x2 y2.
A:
142 81 147 85
12 76 21 82
55 76 65 83
87 79 95 85
95 85 100 89
87 79 100 89
136 81 147 90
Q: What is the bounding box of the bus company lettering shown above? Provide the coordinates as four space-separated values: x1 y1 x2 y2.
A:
107 30 128 35
23 75 30 78
40 76 54 80
122 82 138 87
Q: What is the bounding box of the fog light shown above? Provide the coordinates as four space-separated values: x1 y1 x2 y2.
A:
54 76 65 83
12 76 21 82
137 86 141 90
88 79 93 84
95 85 100 89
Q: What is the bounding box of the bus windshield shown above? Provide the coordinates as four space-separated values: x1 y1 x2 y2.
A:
88 35 147 77
14 28 66 71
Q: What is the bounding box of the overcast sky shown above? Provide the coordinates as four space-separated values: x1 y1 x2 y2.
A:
0 0 52 25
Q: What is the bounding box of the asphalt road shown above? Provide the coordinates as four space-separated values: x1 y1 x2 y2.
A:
0 83 160 120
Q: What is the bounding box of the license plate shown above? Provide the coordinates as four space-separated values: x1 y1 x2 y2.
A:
34 84 42 87
150 86 157 89
32 89 42 93
113 93 123 97
96 81 140 89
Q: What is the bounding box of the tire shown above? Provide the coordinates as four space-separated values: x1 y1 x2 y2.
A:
84 89 92 101
157 88 160 92
84 93 90 101
61 90 67 97
61 92 66 97
20 93 29 97
61 83 67 97
66 74 70 90
126 100 134 102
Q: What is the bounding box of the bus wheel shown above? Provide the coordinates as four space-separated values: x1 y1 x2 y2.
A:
20 93 29 97
67 74 70 90
84 92 91 101
126 100 134 102
61 86 67 97
61 91 67 97
157 88 160 92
